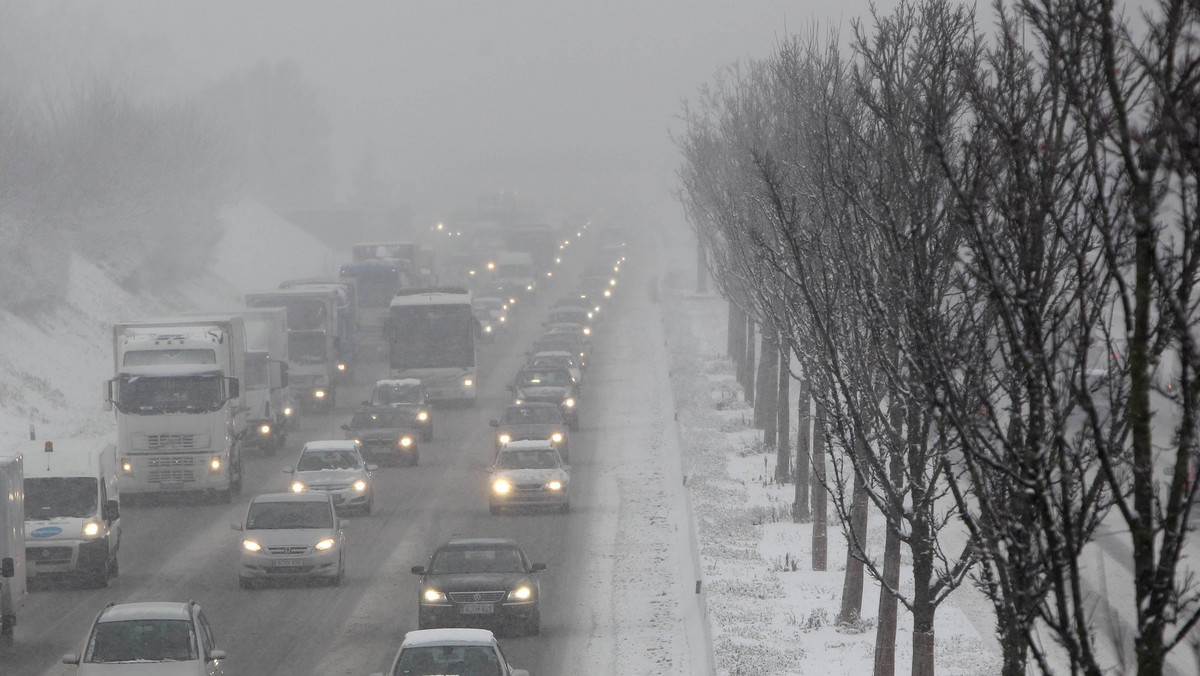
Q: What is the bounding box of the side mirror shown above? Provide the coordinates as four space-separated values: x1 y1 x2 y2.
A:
230 522 243 531
62 654 81 666
340 424 351 431
208 650 227 661
227 377 241 401
411 565 426 575
283 467 294 474
103 499 120 522
366 464 379 473
1 557 14 577
489 420 499 427
530 562 546 572
102 380 114 412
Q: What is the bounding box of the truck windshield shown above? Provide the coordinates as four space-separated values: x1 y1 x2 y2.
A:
289 332 328 363
116 373 223 414
250 297 327 331
244 353 269 389
25 477 98 518
123 349 216 366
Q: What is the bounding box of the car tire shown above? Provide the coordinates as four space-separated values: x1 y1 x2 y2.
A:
330 555 345 587
92 558 110 588
524 612 541 637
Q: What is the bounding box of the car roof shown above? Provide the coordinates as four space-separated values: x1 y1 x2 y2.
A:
375 378 423 388
439 537 522 550
251 492 333 504
301 440 360 452
531 350 573 358
98 602 193 623
505 402 560 411
499 440 557 451
400 628 497 648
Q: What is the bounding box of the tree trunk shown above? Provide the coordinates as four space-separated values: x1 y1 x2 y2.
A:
696 241 708 293
794 374 811 522
729 302 744 377
744 316 756 405
839 446 870 625
775 345 791 482
874 526 901 676
756 329 779 445
811 398 828 570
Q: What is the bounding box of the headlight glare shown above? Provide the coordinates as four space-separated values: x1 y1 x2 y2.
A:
314 389 326 399
291 481 306 493
551 432 563 443
546 480 563 491
417 411 428 421
562 398 576 408
259 424 272 435
493 479 512 494
314 538 336 551
424 589 448 603
399 436 413 448
498 434 512 444
83 521 101 537
210 457 222 471
242 540 262 552
353 479 367 492
508 586 533 601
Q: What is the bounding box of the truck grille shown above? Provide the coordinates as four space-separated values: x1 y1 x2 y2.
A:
141 434 210 450
449 591 506 603
267 545 308 555
28 545 73 563
147 456 197 483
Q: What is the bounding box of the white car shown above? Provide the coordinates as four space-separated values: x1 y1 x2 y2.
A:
286 440 375 514
489 440 571 514
526 349 582 385
62 600 226 675
232 492 346 588
372 628 530 676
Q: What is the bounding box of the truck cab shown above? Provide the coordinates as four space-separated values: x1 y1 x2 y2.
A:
20 438 121 587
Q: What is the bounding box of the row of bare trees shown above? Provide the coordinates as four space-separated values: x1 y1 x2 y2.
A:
678 1 1200 674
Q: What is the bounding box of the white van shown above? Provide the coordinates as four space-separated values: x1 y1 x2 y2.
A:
21 439 121 586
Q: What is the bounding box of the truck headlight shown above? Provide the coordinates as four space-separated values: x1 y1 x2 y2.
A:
423 589 448 603
210 457 222 471
416 411 429 422
242 540 262 552
82 521 102 537
462 378 474 388
546 480 563 491
314 538 336 551
492 479 512 494
353 479 367 492
259 424 272 436
562 398 576 409
551 432 563 443
121 459 133 474
291 481 306 493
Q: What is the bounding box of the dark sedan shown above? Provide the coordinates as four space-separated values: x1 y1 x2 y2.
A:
341 407 421 466
509 365 579 430
489 402 570 459
412 538 545 636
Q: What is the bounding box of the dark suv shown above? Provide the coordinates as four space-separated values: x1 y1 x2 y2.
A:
411 538 545 636
489 402 570 460
509 365 579 430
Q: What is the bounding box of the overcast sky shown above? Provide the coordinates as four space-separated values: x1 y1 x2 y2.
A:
74 1 892 224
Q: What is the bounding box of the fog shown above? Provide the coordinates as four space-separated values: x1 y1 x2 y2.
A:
18 0 887 224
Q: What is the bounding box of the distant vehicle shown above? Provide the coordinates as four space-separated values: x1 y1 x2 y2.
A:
489 441 570 514
547 305 592 336
388 288 477 404
0 452 25 637
20 438 121 587
286 441 376 514
489 402 570 459
368 378 433 441
232 492 346 588
510 365 579 430
411 538 545 636
371 628 530 676
341 408 420 467
61 600 226 674
278 278 359 382
494 251 537 296
531 332 587 371
526 350 582 386
247 288 342 410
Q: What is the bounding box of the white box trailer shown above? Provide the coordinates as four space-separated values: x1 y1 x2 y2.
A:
0 452 26 637
20 437 120 586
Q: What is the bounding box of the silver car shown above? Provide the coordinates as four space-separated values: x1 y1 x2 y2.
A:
232 492 346 588
489 440 570 514
287 440 376 514
62 600 226 675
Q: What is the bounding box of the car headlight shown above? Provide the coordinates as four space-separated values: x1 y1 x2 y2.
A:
499 316 506 323
526 284 534 291
314 538 336 551
423 589 448 603
399 436 413 448
513 398 524 405
259 424 272 436
583 327 591 335
337 363 347 372
603 289 611 298
610 278 617 286
493 479 512 494
210 457 222 471
291 481 306 493
498 433 512 444
82 521 101 537
562 398 576 408
283 406 294 417
484 325 493 333
546 480 563 491
463 378 474 387
551 432 564 443
417 410 429 422
353 438 363 445
587 312 594 319
508 586 533 601
353 479 367 492
242 540 262 552
314 389 326 399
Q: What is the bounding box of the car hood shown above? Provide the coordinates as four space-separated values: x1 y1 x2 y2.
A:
497 423 562 438
243 528 338 546
516 387 569 401
494 469 567 484
353 428 409 442
293 468 365 485
424 572 533 592
77 660 213 676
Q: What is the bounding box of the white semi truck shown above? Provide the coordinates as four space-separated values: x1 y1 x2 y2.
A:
237 307 293 454
104 317 246 500
20 437 121 586
246 288 341 410
0 452 26 637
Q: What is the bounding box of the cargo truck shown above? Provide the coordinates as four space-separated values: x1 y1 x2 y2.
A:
279 278 358 382
246 288 340 410
238 307 293 453
0 452 26 636
104 317 246 500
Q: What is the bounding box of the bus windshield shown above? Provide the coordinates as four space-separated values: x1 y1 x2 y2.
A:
388 304 475 370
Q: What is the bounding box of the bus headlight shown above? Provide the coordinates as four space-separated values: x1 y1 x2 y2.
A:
210 457 222 472
121 459 133 474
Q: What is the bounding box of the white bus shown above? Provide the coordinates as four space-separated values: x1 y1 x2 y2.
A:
387 288 477 404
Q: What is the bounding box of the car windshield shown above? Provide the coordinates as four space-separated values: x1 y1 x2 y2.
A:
86 619 197 663
501 406 562 425
25 477 98 518
373 383 423 405
429 546 526 574
394 645 501 676
246 501 334 529
529 356 573 371
517 370 570 388
495 449 561 470
352 410 409 428
297 450 362 471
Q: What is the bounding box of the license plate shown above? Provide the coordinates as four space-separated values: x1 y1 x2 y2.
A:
272 559 305 567
459 603 494 615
